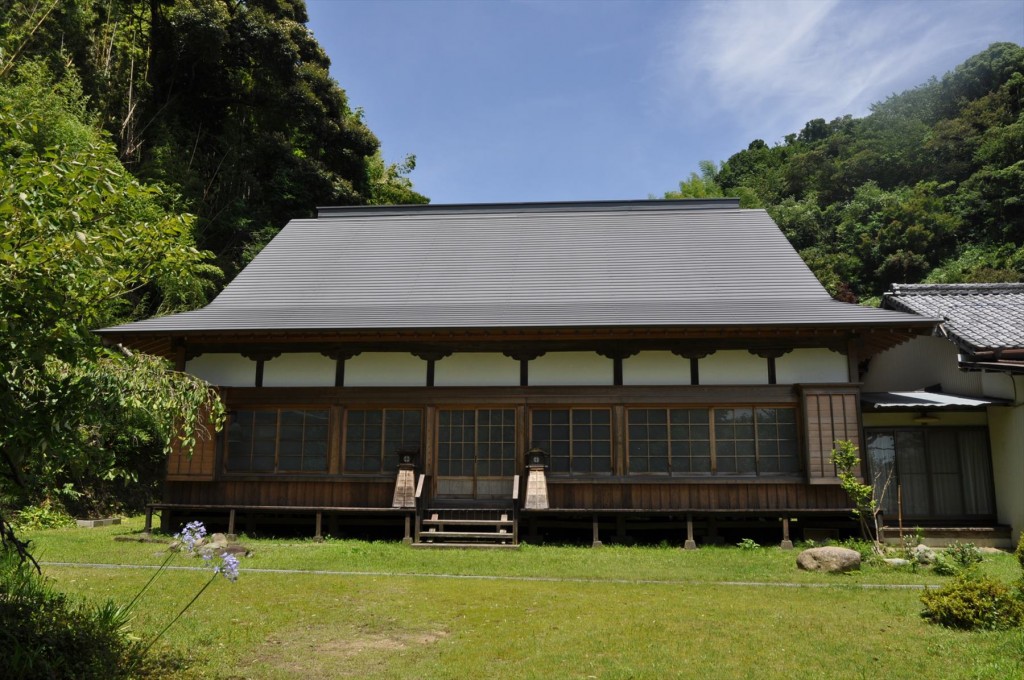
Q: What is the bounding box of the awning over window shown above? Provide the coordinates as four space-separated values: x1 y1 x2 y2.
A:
861 391 1007 411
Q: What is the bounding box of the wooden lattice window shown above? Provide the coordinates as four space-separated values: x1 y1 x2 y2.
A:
344 409 423 473
713 407 799 476
530 408 612 475
627 408 711 475
225 409 329 473
626 406 798 477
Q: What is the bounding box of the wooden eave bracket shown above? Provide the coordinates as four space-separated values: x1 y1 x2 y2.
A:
749 348 793 359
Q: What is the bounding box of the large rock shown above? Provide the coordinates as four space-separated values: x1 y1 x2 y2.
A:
883 558 910 567
912 544 936 565
796 546 861 573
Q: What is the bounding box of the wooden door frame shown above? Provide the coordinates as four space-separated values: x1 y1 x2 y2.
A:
433 405 519 499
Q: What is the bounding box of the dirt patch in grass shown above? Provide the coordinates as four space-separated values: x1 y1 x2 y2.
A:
243 625 449 677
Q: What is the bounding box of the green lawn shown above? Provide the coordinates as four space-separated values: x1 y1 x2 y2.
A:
23 517 1024 679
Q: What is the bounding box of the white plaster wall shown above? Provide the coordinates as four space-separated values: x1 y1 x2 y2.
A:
982 371 1016 401
863 336 985 396
262 353 336 387
529 352 612 386
988 400 1024 546
622 351 692 386
776 348 848 384
699 350 767 385
344 352 426 387
185 353 256 387
434 353 520 387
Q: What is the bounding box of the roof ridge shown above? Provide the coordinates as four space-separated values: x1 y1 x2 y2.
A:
890 283 1024 296
316 198 742 218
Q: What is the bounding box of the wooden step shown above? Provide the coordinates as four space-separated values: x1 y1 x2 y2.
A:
421 530 512 540
422 518 512 527
411 542 520 550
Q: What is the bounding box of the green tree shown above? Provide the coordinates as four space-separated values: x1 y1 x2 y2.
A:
665 43 1024 297
0 63 223 559
367 152 429 206
1 0 428 282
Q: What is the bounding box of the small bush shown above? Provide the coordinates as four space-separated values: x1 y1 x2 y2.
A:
920 575 1024 631
736 538 760 550
945 541 983 569
0 549 147 678
1016 533 1024 572
933 542 983 576
12 499 74 530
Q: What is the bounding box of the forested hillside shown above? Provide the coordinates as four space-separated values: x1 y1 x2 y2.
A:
665 43 1024 302
2 0 426 284
0 0 425 522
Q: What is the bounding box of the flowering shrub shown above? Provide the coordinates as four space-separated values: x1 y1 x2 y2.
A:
126 521 240 663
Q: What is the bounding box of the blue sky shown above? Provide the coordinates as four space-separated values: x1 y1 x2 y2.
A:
306 0 1024 204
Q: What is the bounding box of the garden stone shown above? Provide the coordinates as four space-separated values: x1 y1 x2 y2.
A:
883 558 910 567
912 544 936 564
207 533 229 549
796 546 861 572
222 543 251 558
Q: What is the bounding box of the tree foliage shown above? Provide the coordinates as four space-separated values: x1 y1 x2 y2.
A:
0 62 223 557
666 43 1024 300
2 0 427 281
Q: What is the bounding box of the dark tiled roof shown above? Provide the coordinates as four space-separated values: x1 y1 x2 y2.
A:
882 283 1024 352
101 200 934 335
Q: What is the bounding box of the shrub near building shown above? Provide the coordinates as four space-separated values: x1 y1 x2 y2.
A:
920 535 1024 631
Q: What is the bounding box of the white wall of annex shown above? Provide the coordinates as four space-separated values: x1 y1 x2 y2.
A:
988 399 1024 546
185 353 256 387
981 371 1016 401
622 351 692 386
862 336 984 396
262 353 336 387
776 348 848 384
529 352 612 386
345 352 426 387
435 353 520 387
700 350 767 385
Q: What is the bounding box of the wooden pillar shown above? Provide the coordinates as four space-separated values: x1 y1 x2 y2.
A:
707 516 722 545
592 514 602 548
403 514 412 545
672 349 712 386
615 515 629 544
228 508 236 537
314 511 323 542
780 517 794 550
144 506 154 534
684 513 697 550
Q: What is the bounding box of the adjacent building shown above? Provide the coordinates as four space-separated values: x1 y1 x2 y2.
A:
863 283 1024 546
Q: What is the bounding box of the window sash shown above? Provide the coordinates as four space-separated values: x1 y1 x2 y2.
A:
225 409 330 474
627 406 799 477
530 408 612 476
343 409 423 474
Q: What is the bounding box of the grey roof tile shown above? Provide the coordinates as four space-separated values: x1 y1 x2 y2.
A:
101 200 933 335
882 283 1024 351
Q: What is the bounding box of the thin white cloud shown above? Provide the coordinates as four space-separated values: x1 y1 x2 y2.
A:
658 0 1023 140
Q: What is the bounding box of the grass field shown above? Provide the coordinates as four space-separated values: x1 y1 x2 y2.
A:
23 517 1024 679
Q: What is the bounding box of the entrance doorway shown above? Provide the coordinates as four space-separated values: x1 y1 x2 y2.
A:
435 408 517 499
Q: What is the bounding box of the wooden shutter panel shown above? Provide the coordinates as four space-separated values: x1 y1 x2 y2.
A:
166 406 218 481
800 385 861 484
